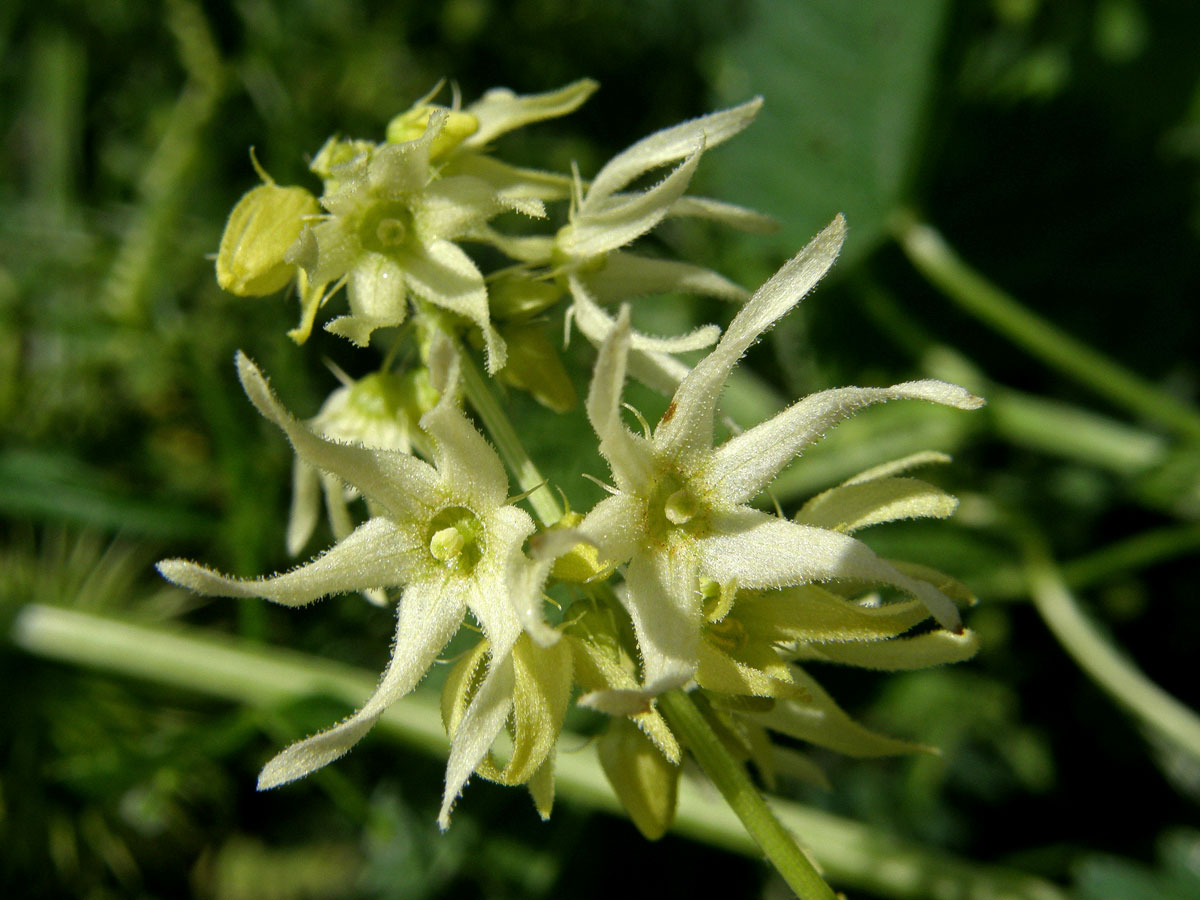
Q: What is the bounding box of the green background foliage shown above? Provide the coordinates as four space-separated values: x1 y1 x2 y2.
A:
3 1 1198 897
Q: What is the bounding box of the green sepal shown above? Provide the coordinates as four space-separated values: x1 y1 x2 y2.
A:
733 584 930 644
756 666 933 758
799 628 980 671
795 476 958 533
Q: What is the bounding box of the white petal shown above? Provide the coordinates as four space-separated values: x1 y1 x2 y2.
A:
157 516 418 607
578 493 641 567
622 545 703 692
584 307 655 493
257 573 466 789
667 195 777 233
463 79 599 149
569 273 719 354
236 352 439 522
403 239 506 373
438 651 516 829
420 339 509 510
567 147 702 258
842 451 952 485
654 215 846 460
705 379 984 505
584 252 748 302
698 510 962 632
585 97 761 206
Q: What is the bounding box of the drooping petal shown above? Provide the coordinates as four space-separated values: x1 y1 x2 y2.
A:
704 379 984 505
438 632 518 829
620 543 704 693
566 148 702 258
157 516 419 607
257 572 466 789
583 307 655 493
755 667 930 758
698 509 962 632
403 239 505 373
584 97 761 207
236 353 439 522
654 215 846 460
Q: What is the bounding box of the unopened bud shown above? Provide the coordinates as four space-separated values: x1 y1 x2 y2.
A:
217 184 319 296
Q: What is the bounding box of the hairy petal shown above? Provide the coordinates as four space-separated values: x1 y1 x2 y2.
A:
654 215 846 460
705 380 984 505
585 97 761 206
567 147 702 258
157 516 418 607
699 510 962 632
236 353 439 521
584 307 655 493
569 273 720 354
257 574 466 789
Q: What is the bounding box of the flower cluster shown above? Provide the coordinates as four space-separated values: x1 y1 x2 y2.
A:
163 81 984 836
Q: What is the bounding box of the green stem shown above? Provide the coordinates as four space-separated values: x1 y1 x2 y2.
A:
458 349 563 527
658 690 837 900
891 210 1200 444
11 604 1066 900
1020 532 1200 762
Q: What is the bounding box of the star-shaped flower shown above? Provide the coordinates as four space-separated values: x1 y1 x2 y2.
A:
289 111 545 369
577 215 985 711
157 342 566 825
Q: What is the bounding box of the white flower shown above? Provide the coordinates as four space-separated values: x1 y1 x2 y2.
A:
157 343 566 826
577 215 985 712
289 111 545 370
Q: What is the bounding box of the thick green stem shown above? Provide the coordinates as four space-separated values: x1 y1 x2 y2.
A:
891 211 1200 444
658 690 837 900
457 350 563 527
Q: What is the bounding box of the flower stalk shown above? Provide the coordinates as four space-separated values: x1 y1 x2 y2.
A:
657 689 838 900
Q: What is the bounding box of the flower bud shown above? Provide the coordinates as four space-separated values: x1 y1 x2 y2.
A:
496 320 577 413
488 272 563 321
216 184 319 296
598 718 680 840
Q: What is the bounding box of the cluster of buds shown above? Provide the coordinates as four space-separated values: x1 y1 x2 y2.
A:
161 82 983 835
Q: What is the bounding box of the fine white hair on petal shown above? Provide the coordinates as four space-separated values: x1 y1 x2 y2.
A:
654 214 847 460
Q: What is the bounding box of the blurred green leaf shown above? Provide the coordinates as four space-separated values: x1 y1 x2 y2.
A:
707 0 949 266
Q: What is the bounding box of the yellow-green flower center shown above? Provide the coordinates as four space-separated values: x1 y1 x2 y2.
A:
360 202 415 253
426 506 485 573
644 471 710 542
